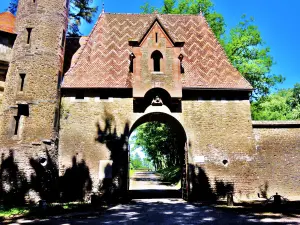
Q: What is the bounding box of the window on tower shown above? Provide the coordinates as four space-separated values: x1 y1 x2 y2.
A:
26 28 32 44
13 104 29 136
19 73 26 91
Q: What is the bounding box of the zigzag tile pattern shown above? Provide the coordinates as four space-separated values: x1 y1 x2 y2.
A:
62 13 252 89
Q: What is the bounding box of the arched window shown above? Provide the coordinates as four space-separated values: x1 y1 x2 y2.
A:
129 52 135 73
178 54 184 74
151 50 163 72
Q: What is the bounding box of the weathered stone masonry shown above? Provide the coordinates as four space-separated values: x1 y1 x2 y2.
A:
0 0 68 197
253 121 300 199
0 4 299 202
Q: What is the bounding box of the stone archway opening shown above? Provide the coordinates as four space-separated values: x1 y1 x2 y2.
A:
128 112 188 199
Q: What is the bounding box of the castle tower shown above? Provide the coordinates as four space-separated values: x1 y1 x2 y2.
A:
0 0 68 145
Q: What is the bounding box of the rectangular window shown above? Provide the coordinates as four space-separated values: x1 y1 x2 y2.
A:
155 32 158 43
75 91 84 99
13 104 29 136
33 0 36 3
26 28 32 44
20 73 26 91
61 30 66 47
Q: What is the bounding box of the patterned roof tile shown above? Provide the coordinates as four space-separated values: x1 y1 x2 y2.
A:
62 13 252 90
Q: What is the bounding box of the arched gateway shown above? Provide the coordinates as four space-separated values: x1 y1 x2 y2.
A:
59 12 256 201
129 110 188 199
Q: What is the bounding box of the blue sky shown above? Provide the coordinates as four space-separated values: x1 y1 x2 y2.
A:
1 0 299 90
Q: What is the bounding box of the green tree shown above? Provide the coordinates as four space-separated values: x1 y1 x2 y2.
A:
130 153 143 169
131 122 180 171
7 0 97 36
223 15 284 97
141 0 284 98
251 83 300 120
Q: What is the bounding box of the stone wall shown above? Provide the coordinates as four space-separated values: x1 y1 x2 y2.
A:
182 98 257 200
253 121 300 200
59 90 258 199
59 92 134 192
0 142 59 204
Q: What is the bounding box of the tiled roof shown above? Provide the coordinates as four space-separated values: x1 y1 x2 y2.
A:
62 13 252 90
0 12 16 34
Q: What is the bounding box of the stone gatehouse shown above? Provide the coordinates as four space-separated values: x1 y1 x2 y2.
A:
0 0 299 203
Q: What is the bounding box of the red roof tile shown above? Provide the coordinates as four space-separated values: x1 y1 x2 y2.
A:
0 11 16 34
63 13 252 90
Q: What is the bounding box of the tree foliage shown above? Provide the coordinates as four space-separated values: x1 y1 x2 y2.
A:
130 153 143 169
130 153 154 170
251 83 300 120
140 0 284 98
223 15 284 97
131 122 181 171
7 0 97 36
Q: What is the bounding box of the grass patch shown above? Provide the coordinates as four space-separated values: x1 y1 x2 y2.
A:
0 202 106 221
129 169 135 177
0 207 29 218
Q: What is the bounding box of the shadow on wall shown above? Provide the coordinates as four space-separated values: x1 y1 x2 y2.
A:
0 150 29 206
30 149 59 202
0 148 93 205
189 164 234 202
95 111 130 201
259 181 269 199
60 156 92 202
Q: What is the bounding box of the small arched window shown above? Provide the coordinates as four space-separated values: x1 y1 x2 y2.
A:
178 54 184 74
151 50 163 72
129 52 135 73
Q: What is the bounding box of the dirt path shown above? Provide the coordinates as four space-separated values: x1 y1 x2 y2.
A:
129 170 179 190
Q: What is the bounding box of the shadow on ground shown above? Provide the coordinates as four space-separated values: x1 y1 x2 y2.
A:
5 199 300 225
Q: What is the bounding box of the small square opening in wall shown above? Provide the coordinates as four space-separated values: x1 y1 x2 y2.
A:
18 104 29 116
100 94 109 100
75 91 84 99
13 104 29 136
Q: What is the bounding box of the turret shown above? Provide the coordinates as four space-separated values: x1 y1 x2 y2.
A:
0 0 68 144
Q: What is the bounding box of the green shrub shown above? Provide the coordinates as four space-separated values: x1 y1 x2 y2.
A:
157 166 181 185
